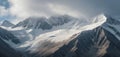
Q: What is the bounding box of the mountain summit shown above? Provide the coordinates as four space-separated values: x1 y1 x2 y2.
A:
0 20 14 27
13 15 78 30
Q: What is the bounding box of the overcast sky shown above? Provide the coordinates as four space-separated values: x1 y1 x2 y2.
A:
0 0 120 23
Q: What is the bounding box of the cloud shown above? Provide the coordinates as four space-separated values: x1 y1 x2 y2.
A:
48 3 84 18
7 0 53 23
0 6 9 16
8 0 83 20
1 0 119 23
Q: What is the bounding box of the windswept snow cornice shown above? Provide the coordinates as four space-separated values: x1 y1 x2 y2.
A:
79 14 107 31
92 14 107 23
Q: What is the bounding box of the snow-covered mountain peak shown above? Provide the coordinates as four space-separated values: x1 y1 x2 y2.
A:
12 15 80 30
0 20 14 27
92 14 107 23
13 16 51 29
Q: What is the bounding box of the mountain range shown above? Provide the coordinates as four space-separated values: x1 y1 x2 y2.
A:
0 14 120 57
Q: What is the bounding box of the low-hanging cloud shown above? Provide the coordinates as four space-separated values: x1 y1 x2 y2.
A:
8 0 84 20
1 0 120 23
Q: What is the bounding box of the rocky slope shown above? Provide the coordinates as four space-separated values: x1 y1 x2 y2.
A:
0 27 22 57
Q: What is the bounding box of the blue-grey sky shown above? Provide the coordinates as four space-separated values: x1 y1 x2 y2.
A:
0 0 9 8
0 0 120 23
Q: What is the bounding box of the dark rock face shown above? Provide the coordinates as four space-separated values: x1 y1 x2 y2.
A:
0 38 22 57
0 27 20 44
0 28 22 57
47 27 120 57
